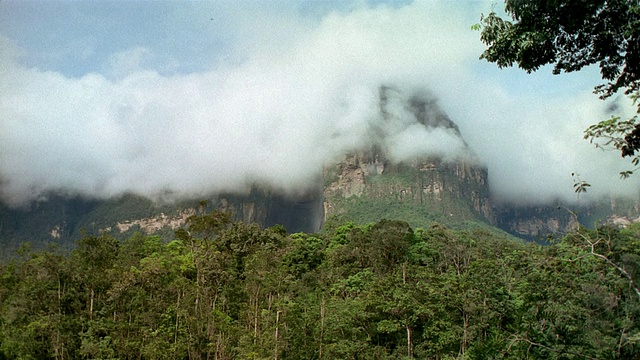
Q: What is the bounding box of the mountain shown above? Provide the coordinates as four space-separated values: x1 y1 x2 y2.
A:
324 154 491 228
493 197 640 241
0 189 324 259
323 87 492 230
1 87 638 255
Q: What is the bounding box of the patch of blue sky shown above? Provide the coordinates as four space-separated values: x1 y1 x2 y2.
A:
0 0 607 103
0 1 229 77
0 0 418 77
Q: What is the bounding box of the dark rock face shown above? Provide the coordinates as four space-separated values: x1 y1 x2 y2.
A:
491 205 578 241
0 188 326 257
0 195 101 252
379 87 461 131
213 187 324 234
264 190 325 233
492 198 640 242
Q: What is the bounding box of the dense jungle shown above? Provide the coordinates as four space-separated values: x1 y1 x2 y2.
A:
1 209 639 359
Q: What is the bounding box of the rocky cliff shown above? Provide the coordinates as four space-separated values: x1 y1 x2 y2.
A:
323 147 492 228
493 197 640 241
3 87 639 254
0 188 324 258
323 87 492 229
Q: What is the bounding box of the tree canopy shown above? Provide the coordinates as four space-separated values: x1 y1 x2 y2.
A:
478 0 640 171
1 213 640 359
479 0 639 99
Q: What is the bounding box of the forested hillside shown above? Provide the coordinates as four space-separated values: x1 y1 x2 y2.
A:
2 210 639 359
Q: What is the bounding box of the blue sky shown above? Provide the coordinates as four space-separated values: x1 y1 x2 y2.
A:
0 0 637 206
1 1 232 76
1 0 412 77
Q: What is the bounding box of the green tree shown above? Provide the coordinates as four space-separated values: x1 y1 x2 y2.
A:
478 0 639 98
0 247 82 359
4 216 640 359
478 0 640 175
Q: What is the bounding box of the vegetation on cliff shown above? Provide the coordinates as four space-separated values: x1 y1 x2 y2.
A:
1 209 640 359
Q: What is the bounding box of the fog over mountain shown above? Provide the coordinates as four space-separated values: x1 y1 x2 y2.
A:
1 0 638 208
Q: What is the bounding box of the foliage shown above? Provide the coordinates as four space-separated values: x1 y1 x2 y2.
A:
584 94 640 177
477 0 640 172
0 211 639 359
478 0 639 98
572 172 591 194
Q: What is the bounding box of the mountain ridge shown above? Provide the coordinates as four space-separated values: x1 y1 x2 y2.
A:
2 87 639 255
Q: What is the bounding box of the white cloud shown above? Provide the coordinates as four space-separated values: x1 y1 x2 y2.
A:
1 1 638 207
106 47 153 79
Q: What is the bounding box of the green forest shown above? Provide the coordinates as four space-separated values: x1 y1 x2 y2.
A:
1 209 640 359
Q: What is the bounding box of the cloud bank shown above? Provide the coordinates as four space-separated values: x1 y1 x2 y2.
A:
1 1 638 207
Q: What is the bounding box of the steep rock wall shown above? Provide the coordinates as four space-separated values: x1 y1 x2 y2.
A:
322 87 493 228
493 197 640 241
214 187 324 234
323 148 492 228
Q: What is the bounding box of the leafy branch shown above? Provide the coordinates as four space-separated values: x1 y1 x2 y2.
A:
571 173 590 195
584 92 640 178
556 204 640 302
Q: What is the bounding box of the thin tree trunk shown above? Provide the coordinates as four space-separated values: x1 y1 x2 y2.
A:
90 287 94 319
406 322 413 358
57 275 63 360
320 297 325 359
58 275 62 313
53 327 60 360
402 263 407 284
175 292 181 350
274 310 281 360
254 286 260 343
461 312 469 355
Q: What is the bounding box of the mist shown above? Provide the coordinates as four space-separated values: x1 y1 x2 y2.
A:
1 0 638 208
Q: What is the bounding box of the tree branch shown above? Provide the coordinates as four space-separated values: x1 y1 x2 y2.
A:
508 334 599 360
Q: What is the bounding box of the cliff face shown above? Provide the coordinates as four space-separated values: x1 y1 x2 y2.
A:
5 87 640 253
491 205 579 240
95 188 325 237
493 198 640 241
213 188 324 234
0 87 497 254
323 151 492 228
0 188 325 258
323 88 493 228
